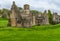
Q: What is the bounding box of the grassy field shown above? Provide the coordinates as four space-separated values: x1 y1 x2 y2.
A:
0 18 60 41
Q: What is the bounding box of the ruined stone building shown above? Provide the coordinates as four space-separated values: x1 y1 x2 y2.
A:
8 1 60 27
53 12 60 23
2 9 10 18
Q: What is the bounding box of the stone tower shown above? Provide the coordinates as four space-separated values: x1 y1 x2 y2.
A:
21 4 32 27
9 1 17 26
24 4 30 15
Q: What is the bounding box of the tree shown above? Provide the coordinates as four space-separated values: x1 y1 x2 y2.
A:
0 9 3 14
0 9 3 17
30 10 39 16
48 10 53 24
0 10 1 14
18 7 23 10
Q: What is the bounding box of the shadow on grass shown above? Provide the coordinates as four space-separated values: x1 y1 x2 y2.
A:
31 24 60 31
0 24 60 31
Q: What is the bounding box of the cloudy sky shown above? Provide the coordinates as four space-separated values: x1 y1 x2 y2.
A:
0 0 60 14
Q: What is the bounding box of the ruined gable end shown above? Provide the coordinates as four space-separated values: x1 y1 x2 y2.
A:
8 1 17 26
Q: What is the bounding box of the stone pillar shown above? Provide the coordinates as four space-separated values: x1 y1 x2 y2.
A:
32 16 36 26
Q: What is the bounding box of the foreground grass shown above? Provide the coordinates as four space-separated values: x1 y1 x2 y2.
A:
0 18 60 41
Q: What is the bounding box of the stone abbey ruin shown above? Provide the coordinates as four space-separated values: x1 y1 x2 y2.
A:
7 1 60 27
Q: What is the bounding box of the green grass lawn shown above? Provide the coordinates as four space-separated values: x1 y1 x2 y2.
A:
0 18 60 41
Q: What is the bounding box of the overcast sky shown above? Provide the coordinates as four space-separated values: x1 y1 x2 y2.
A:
0 0 60 14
